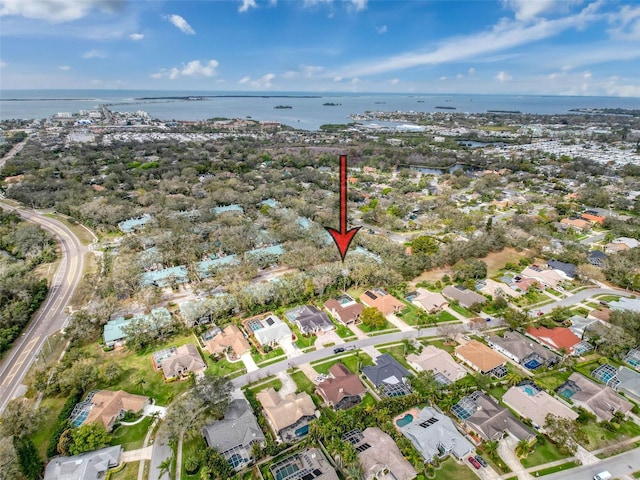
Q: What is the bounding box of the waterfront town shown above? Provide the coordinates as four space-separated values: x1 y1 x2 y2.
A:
1 104 640 480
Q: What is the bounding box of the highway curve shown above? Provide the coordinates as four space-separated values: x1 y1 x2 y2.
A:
0 206 88 413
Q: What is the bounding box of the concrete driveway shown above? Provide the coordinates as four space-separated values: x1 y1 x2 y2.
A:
281 336 302 358
498 437 532 480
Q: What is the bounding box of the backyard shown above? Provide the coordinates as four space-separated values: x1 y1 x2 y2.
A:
110 417 153 451
432 457 479 480
520 439 570 468
312 351 374 375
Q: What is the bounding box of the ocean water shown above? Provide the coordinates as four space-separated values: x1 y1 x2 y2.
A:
2 89 640 131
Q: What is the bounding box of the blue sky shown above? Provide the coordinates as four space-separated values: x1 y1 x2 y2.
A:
1 0 640 96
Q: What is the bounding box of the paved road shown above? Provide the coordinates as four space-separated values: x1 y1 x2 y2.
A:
0 138 27 169
545 447 640 480
533 287 632 316
232 327 434 388
148 438 171 480
580 233 607 245
0 205 88 412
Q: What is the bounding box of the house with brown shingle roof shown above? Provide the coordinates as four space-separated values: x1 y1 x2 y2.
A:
256 388 316 442
360 289 405 315
154 344 207 380
346 427 417 480
324 295 363 325
442 285 487 309
407 346 467 385
560 218 592 232
502 385 578 429
203 324 251 359
455 340 507 375
412 289 449 313
581 213 605 225
557 373 632 421
316 363 366 410
521 267 563 288
526 326 581 355
83 390 149 431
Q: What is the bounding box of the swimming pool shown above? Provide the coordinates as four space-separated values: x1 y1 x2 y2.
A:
396 413 414 428
522 385 537 396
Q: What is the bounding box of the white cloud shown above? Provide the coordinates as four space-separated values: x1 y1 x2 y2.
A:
337 2 602 77
252 73 275 88
0 0 122 23
389 78 399 85
83 49 107 58
607 4 640 40
0 60 6 69
439 76 447 80
152 60 218 80
129 33 144 41
239 76 250 84
456 73 463 79
376 25 387 34
468 67 476 75
165 14 195 35
303 65 323 77
351 77 360 84
503 0 558 21
58 65 71 70
333 76 342 82
238 0 257 13
583 70 592 78
349 0 367 12
495 70 512 82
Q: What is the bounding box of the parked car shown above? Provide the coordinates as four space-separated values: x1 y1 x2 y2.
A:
537 311 544 316
474 455 487 467
345 345 356 351
468 457 481 469
599 301 608 306
333 347 345 354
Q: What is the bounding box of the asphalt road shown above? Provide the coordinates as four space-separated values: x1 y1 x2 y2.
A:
0 206 88 413
534 287 632 315
545 448 640 480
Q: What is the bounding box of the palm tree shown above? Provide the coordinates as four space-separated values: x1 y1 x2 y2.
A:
158 457 173 480
136 377 146 394
515 439 531 458
505 371 522 387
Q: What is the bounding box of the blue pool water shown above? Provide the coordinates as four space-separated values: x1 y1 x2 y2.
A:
522 386 537 396
396 413 414 428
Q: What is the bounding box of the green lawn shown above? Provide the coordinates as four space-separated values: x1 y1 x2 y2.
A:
247 377 283 394
110 417 153 451
206 356 246 377
312 352 374 375
358 318 393 333
532 461 579 476
30 396 67 457
87 336 194 406
448 303 475 318
429 339 456 354
487 385 508 400
582 419 640 451
332 321 357 340
181 435 207 479
290 370 316 395
252 347 285 364
534 370 573 392
594 295 621 303
436 310 457 322
292 325 317 350
377 345 415 371
520 439 570 468
109 461 140 480
433 457 478 480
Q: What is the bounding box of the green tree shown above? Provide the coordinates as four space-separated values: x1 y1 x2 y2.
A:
68 422 112 456
13 437 43 480
412 236 439 255
359 307 386 330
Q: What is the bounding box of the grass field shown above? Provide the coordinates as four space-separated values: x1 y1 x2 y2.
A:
110 461 140 480
290 370 316 396
448 303 475 318
181 435 207 479
246 377 283 393
30 396 67 457
433 457 478 480
532 461 579 476
110 417 153 451
312 351 374 375
378 345 415 371
520 440 569 468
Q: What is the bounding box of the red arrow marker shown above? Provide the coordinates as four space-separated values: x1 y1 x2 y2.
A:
325 154 361 262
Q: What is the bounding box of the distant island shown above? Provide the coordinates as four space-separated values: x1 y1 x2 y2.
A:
274 105 293 109
323 102 341 106
135 95 320 100
435 106 456 110
487 110 522 114
569 108 640 117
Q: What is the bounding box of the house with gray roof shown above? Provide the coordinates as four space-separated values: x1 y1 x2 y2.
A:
202 398 265 470
487 331 558 369
556 373 632 421
196 255 239 279
362 354 412 397
398 406 474 462
44 445 121 480
103 308 172 348
455 393 535 442
547 259 577 279
442 285 486 309
286 305 335 335
140 265 189 288
248 314 292 347
615 366 640 403
610 297 640 313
